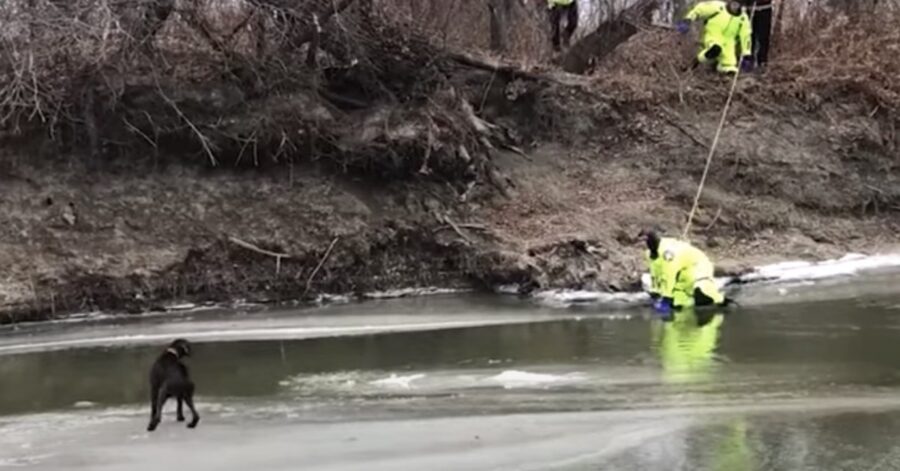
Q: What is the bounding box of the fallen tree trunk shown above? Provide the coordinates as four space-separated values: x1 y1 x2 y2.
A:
562 0 659 74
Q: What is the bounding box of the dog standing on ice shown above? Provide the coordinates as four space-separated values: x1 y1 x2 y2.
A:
147 339 200 431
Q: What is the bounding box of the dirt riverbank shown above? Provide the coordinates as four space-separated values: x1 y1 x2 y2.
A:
0 2 897 322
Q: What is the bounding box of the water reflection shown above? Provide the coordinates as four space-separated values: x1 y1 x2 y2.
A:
3 294 900 420
651 310 757 470
651 309 724 384
3 291 900 470
711 419 755 471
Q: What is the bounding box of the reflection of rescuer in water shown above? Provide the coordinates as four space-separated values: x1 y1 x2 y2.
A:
651 309 755 469
652 308 723 383
638 229 733 317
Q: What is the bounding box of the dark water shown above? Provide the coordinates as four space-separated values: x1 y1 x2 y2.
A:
2 297 900 415
1 286 900 469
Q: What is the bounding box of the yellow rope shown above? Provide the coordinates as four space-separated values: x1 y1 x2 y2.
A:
681 6 758 240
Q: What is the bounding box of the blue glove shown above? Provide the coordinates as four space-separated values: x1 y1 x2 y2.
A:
740 56 754 73
676 20 690 35
653 297 673 315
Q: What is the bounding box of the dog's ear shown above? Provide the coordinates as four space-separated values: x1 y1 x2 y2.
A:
170 338 192 357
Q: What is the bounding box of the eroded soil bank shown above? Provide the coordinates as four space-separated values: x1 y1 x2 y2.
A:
0 3 897 322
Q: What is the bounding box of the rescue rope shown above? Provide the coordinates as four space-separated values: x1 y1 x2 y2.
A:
681 5 758 240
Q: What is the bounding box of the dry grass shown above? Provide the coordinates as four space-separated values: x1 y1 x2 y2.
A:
769 7 900 109
0 0 547 196
1 0 897 154
589 3 900 114
0 1 449 161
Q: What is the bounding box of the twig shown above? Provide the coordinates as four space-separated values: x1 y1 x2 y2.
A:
864 183 885 194
666 61 685 105
449 51 566 84
306 12 321 69
292 0 358 47
418 124 434 175
234 130 258 167
223 10 258 44
228 236 291 275
500 143 531 160
27 52 44 122
478 65 499 113
154 80 218 166
273 131 289 162
704 207 723 230
304 237 340 295
459 180 477 203
438 215 474 244
661 106 710 149
122 116 157 148
433 222 488 232
229 236 289 258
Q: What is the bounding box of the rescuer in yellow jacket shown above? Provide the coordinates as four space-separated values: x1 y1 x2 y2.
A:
639 229 727 315
547 0 577 51
676 1 753 74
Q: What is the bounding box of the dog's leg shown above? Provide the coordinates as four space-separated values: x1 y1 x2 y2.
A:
184 385 200 429
148 385 169 432
176 396 185 422
147 386 160 431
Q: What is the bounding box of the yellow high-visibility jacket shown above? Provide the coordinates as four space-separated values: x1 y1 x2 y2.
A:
645 237 723 307
548 0 575 6
686 1 752 69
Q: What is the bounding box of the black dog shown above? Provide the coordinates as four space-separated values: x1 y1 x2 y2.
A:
147 339 200 431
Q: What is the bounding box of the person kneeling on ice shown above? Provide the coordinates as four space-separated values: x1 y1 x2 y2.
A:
639 229 728 316
677 0 753 74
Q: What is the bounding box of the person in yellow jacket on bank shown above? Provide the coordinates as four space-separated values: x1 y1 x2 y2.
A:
676 1 753 74
639 229 730 316
548 0 577 51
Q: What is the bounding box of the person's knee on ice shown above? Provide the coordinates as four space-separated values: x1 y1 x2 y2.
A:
694 288 717 307
694 282 725 307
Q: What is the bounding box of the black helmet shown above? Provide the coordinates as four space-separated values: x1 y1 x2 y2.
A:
637 228 662 259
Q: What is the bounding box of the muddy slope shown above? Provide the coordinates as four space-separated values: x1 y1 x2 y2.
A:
1 11 898 322
2 73 897 323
